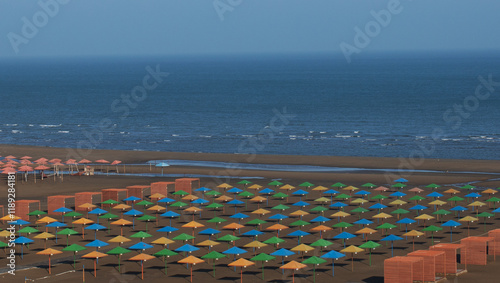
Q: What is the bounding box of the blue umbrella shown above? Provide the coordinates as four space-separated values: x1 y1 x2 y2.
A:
175 244 200 254
287 230 310 244
270 248 295 274
227 188 243 200
129 241 153 251
493 207 500 213
333 232 356 248
155 162 170 175
259 188 275 206
354 190 371 198
86 239 110 261
158 197 175 211
369 203 387 211
53 207 72 223
310 216 330 224
441 220 462 242
465 192 481 199
380 234 403 257
321 250 345 277
85 223 106 239
123 209 143 229
409 204 428 216
195 187 211 199
160 211 180 226
396 218 416 239
292 189 309 201
241 229 264 242
353 218 373 226
230 213 250 224
227 199 245 214
268 214 289 222
394 178 408 182
199 228 221 240
292 201 310 208
191 198 209 205
390 191 406 198
13 236 33 259
450 206 468 219
323 189 340 204
88 208 108 224
123 196 141 207
330 202 348 210
426 192 443 199
46 221 67 243
10 219 30 236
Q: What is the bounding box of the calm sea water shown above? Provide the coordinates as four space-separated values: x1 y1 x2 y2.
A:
1 52 499 160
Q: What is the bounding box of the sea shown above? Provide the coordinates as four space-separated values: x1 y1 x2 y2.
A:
1 51 500 160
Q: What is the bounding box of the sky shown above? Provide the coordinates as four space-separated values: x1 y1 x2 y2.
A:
1 0 500 58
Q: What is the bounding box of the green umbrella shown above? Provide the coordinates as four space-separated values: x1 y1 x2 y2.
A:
207 217 227 228
485 197 500 208
477 212 495 231
335 194 351 200
57 228 78 246
101 199 120 206
448 196 465 207
272 192 288 199
206 203 224 217
217 234 241 247
263 236 285 247
376 223 397 236
371 195 388 202
351 207 369 218
310 239 334 254
205 191 222 199
361 183 376 188
137 215 156 232
331 182 346 188
409 195 426 203
302 256 327 283
268 180 283 187
238 191 254 209
246 219 267 230
310 206 329 214
425 183 441 189
106 246 131 273
65 211 83 228
391 209 410 221
422 225 443 245
250 253 275 280
460 184 475 190
170 201 188 209
299 182 315 188
27 210 46 228
136 200 154 211
172 190 189 197
99 213 118 234
332 222 353 232
62 244 86 268
201 251 226 277
154 248 178 275
392 183 406 189
130 231 153 241
289 220 310 229
432 209 451 222
272 204 290 211
0 241 8 251
18 226 39 237
359 241 380 266
172 233 195 242
238 180 253 185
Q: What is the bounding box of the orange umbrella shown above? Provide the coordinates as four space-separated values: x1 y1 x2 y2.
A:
128 253 155 280
279 260 307 283
112 204 132 218
184 206 202 221
37 248 62 274
228 258 255 283
182 221 205 244
82 251 108 277
309 225 332 239
223 222 245 236
178 256 204 283
72 218 94 239
266 224 289 237
111 219 133 236
147 205 166 225
36 216 58 232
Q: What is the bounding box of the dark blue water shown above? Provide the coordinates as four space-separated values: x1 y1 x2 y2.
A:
1 52 500 159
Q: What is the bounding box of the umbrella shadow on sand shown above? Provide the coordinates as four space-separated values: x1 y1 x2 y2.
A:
363 276 385 283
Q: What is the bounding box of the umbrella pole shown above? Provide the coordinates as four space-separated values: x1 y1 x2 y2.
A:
141 260 144 280
190 264 193 283
49 255 51 274
94 259 97 277
119 254 121 273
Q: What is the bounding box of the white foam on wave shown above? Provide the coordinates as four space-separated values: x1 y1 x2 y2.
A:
172 134 179 137
40 124 61 128
58 131 70 134
11 130 22 133
5 124 17 126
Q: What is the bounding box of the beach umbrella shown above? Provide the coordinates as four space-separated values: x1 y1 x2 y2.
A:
331 182 346 188
310 238 333 254
441 220 462 242
201 251 226 277
206 202 224 216
259 188 275 206
392 183 407 189
289 219 310 230
182 221 205 244
272 192 289 202
485 197 500 209
53 207 72 223
287 230 310 244
252 208 272 218
130 231 153 243
353 218 374 227
161 211 180 226
88 208 108 224
380 234 403 257
128 241 154 253
17 226 39 238
107 246 131 273
112 204 132 218
241 229 264 240
268 214 289 224
78 203 98 218
173 233 195 244
108 235 132 246
128 253 155 280
310 224 333 239
354 190 371 198
248 184 263 190
198 228 221 240
228 258 255 283
223 222 245 236
157 197 175 209
390 191 406 198
310 206 329 215
154 248 178 275
391 208 410 220
206 216 227 229
155 162 170 175
272 204 291 212
299 181 315 188
422 225 443 245
302 256 327 283
37 248 62 274
85 239 109 253
263 236 285 248
355 227 377 241
330 211 351 223
361 183 376 189
477 212 495 231
468 201 486 215
218 234 241 247
249 196 267 209
34 232 55 249
280 260 307 283
389 199 408 207
230 213 250 224
72 217 94 239
409 195 426 204
321 250 345 277
292 201 311 208
433 209 451 223
82 251 108 277
358 241 380 266
244 240 268 256
123 209 143 229
333 231 356 248
292 189 309 201
223 246 248 271
459 216 478 236
62 244 86 269
266 223 289 237
46 221 67 243
123 196 141 208
450 205 468 218
27 210 47 223
403 229 424 251
14 236 34 259
372 212 392 223
376 223 397 236
369 203 388 211
250 253 275 280
98 213 118 234
227 199 245 214
461 184 476 190
57 228 78 246
111 218 133 236
271 248 295 274
323 189 340 204
395 218 416 236
85 223 106 240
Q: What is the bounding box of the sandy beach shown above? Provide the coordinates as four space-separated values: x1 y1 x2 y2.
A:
1 144 500 283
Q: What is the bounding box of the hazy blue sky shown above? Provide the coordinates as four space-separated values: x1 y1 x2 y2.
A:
1 0 499 57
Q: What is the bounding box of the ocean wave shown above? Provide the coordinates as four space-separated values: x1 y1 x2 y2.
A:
40 124 62 128
11 130 22 133
199 135 212 138
5 124 18 126
58 131 70 134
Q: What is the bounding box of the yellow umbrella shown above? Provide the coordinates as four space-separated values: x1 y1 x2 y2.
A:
280 184 295 190
248 184 263 190
216 195 233 202
244 240 268 256
251 208 271 217
128 253 155 280
34 232 56 249
340 245 364 271
444 188 460 194
343 186 359 196
312 186 328 191
217 183 232 189
151 237 175 247
184 207 202 221
112 204 131 218
403 230 424 251
355 228 377 241
147 205 166 225
196 240 220 248
82 251 108 278
330 211 351 221
108 235 131 246
182 221 205 244
483 189 497 194
289 210 309 217
291 243 314 259
389 199 407 206
182 194 199 201
351 198 368 205
279 260 307 283
314 197 330 203
149 193 166 201
459 216 478 236
469 201 486 216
